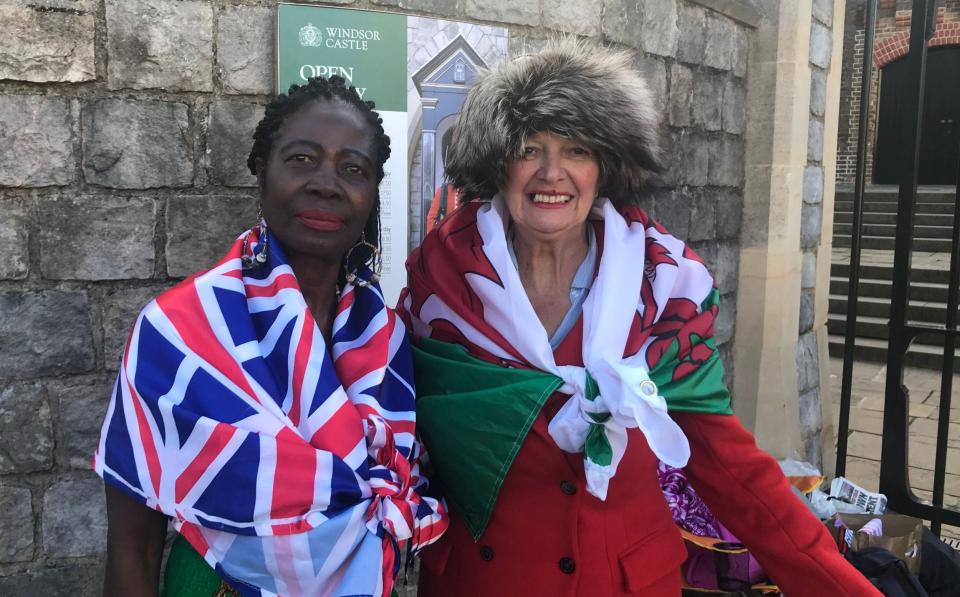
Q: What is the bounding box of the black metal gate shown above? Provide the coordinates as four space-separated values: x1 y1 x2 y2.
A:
835 0 960 535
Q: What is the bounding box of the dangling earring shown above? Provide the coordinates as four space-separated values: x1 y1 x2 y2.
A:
241 208 269 269
343 231 382 288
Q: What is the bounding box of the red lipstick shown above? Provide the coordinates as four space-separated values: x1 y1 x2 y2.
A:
296 210 343 232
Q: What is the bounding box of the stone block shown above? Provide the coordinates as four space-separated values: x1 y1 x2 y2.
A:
105 0 214 92
715 189 742 239
101 285 169 369
208 101 262 187
0 564 103 597
799 386 823 466
641 0 679 58
810 67 827 117
0 382 53 474
692 72 723 131
165 195 259 278
0 95 75 187
680 132 710 186
799 290 815 333
703 14 737 72
692 239 718 277
731 23 748 78
676 3 707 64
807 119 824 162
813 0 833 27
796 331 819 393
668 64 694 127
82 99 193 189
543 0 600 36
708 135 744 187
655 190 691 240
801 204 822 249
715 293 735 345
374 0 455 16
713 241 739 295
0 5 95 83
635 54 668 111
803 165 823 204
722 78 746 134
0 485 33 562
688 192 716 242
465 0 538 27
601 0 643 48
719 342 734 390
43 474 107 558
0 198 30 279
218 5 273 96
49 376 114 468
508 34 550 57
0 290 94 379
658 130 683 187
802 251 817 289
809 22 832 70
39 196 156 280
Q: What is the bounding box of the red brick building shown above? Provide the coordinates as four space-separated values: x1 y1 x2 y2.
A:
836 0 960 184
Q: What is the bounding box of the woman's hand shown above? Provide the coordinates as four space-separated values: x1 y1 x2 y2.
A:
103 484 168 597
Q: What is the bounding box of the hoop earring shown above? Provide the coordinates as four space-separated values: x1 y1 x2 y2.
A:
343 232 382 288
241 209 269 269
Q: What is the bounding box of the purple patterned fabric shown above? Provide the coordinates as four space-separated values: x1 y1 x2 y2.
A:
658 462 721 537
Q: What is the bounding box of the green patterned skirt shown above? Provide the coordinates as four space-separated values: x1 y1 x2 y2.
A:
161 534 239 597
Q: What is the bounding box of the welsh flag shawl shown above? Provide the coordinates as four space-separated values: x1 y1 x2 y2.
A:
399 197 733 540
93 225 447 596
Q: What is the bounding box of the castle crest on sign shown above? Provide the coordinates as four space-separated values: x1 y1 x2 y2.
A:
299 23 323 47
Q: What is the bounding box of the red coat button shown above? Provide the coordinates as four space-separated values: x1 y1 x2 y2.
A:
479 545 494 561
560 480 577 495
558 557 575 574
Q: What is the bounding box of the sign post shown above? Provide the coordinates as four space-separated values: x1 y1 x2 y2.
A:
278 4 408 304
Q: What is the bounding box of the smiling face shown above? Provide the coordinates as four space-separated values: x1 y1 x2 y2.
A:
258 100 378 264
501 131 600 241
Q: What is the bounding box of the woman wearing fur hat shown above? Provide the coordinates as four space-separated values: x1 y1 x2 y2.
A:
398 39 880 596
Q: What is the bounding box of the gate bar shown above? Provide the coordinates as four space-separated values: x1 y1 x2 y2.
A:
879 0 936 513
836 0 879 478
931 155 960 536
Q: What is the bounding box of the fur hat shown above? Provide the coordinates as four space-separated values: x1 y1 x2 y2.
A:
444 37 664 205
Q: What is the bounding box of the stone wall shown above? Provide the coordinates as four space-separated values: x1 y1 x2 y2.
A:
0 0 756 592
836 0 960 184
796 0 837 469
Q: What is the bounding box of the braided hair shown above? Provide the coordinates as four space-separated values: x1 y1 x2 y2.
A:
247 75 391 283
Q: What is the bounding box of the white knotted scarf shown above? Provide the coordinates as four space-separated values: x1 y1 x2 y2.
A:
471 196 690 500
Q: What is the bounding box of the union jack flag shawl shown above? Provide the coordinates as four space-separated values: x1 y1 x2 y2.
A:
93 224 447 596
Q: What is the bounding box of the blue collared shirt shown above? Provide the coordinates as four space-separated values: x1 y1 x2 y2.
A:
508 224 598 349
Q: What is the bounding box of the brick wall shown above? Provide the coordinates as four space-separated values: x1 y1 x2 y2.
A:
836 0 960 183
0 0 756 592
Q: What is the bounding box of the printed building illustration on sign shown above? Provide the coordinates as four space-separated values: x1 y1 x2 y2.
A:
404 17 508 244
412 37 487 236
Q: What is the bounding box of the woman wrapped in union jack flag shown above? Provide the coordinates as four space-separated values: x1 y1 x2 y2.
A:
93 76 447 596
398 38 881 596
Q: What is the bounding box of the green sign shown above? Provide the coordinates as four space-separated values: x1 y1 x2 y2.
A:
277 4 407 112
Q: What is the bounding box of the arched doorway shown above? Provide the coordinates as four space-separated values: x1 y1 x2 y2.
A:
874 46 960 184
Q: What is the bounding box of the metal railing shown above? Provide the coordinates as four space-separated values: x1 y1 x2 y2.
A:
835 0 960 535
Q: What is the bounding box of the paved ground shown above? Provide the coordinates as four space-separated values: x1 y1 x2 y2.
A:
830 356 960 540
833 247 955 270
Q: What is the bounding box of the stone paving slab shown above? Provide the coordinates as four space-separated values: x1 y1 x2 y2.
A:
831 357 960 539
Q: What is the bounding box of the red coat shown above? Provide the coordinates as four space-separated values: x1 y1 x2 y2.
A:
417 318 881 596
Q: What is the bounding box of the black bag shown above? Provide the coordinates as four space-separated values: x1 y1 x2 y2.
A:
918 528 960 597
847 547 929 597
